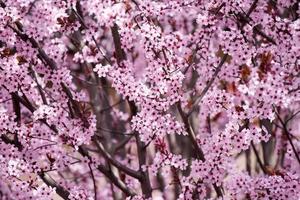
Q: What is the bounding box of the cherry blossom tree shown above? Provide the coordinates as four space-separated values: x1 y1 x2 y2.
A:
0 0 299 199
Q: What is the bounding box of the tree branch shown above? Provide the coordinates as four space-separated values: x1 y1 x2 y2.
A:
251 142 267 174
88 164 97 200
274 108 300 165
0 134 70 200
111 23 126 64
38 172 71 200
177 103 223 197
97 165 136 196
93 138 142 180
188 54 228 116
127 100 152 198
78 146 136 197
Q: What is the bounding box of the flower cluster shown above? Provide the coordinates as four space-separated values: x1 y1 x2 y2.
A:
0 0 299 199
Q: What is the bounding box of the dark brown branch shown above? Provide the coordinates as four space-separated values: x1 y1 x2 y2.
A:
188 54 228 116
111 23 126 64
8 24 57 70
61 83 90 128
78 146 136 196
88 164 97 200
3 3 134 197
0 133 70 200
97 165 136 196
177 103 205 160
109 16 152 197
251 142 267 174
1 134 23 151
71 8 112 65
9 84 131 200
253 26 277 45
16 94 35 111
29 65 48 105
99 100 125 113
6 94 69 198
93 138 142 180
286 110 300 123
136 134 152 198
112 135 134 154
274 108 300 165
177 103 223 197
128 101 152 198
0 0 5 8
11 93 21 124
246 0 258 17
236 0 277 45
38 172 70 200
